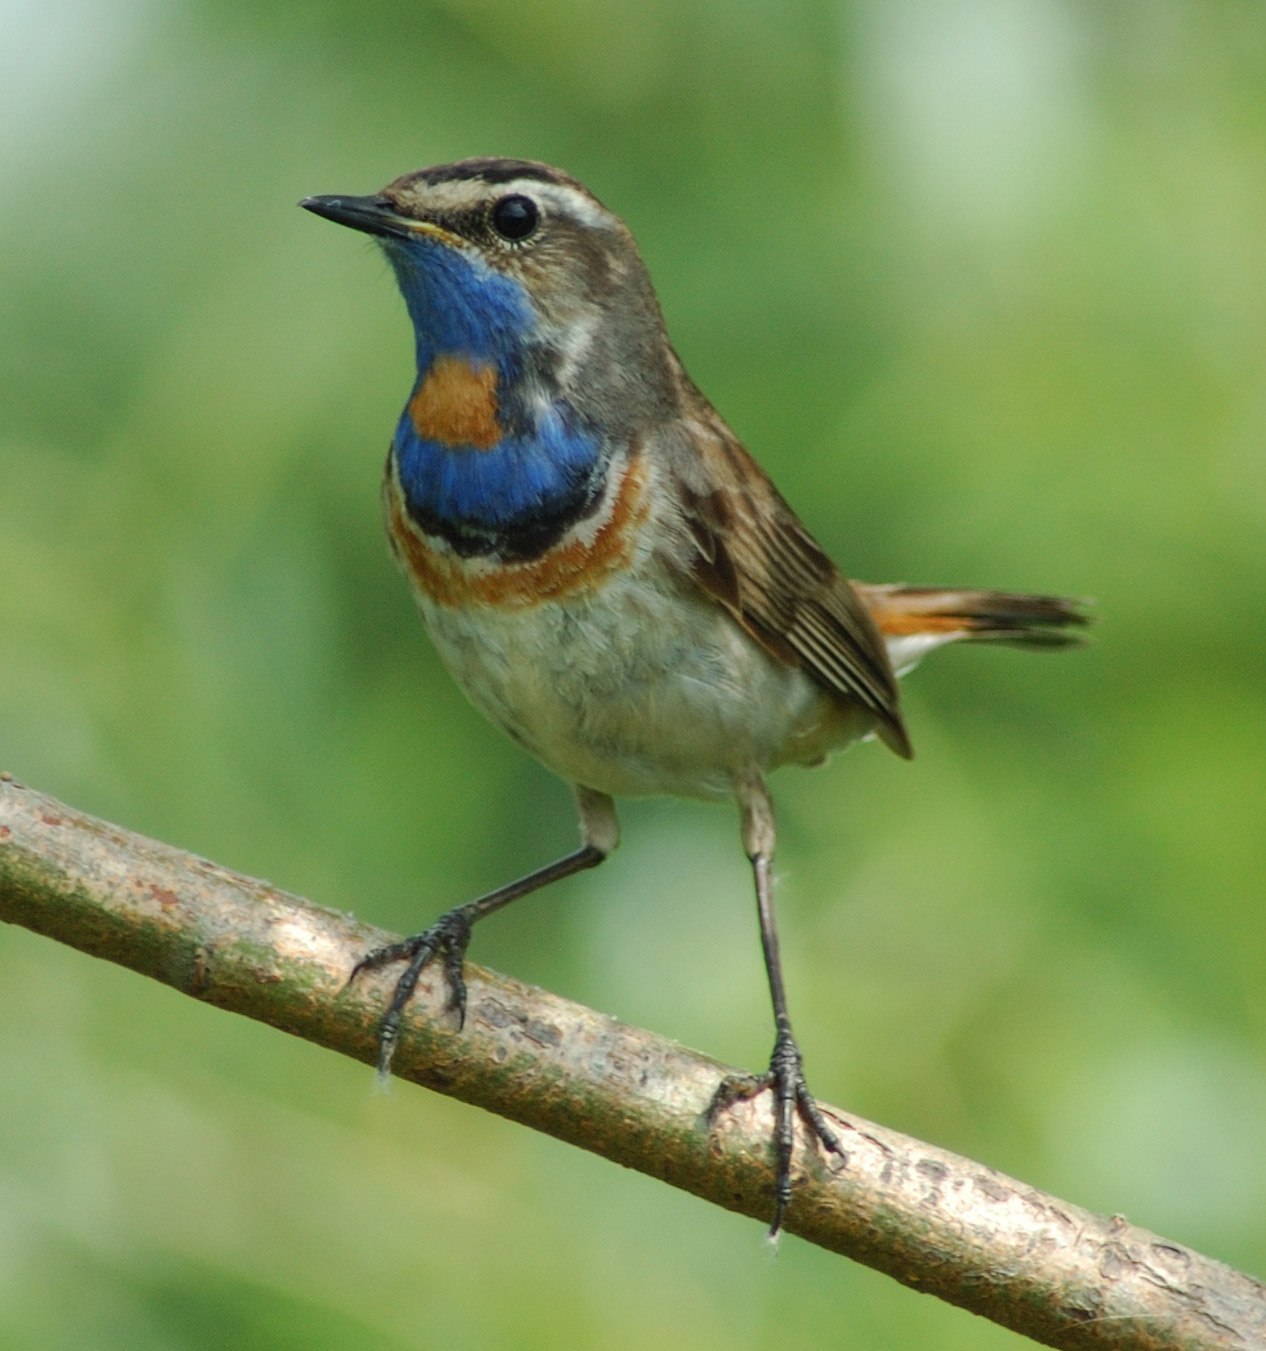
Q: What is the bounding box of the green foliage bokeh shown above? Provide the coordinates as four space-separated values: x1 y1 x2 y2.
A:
1 2 1264 1346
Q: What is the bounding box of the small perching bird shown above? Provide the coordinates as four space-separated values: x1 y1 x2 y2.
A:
302 158 1086 1237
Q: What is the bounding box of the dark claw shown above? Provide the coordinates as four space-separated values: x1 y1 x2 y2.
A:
706 1027 846 1239
345 906 474 1080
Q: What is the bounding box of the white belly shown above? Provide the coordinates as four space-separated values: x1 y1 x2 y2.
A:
414 567 867 801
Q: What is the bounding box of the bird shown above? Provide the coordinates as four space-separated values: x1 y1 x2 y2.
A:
301 158 1086 1238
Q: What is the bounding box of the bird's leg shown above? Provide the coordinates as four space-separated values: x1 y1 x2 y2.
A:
349 786 618 1082
706 774 846 1238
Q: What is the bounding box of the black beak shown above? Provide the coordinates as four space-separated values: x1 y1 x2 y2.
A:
299 194 411 239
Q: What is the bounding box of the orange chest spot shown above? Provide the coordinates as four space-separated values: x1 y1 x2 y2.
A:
384 452 650 610
408 356 501 450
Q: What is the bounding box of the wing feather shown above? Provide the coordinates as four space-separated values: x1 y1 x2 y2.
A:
675 421 913 759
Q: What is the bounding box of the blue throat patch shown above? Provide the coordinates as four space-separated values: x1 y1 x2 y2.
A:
382 237 605 556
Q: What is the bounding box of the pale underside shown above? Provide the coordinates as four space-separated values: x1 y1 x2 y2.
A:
413 546 876 802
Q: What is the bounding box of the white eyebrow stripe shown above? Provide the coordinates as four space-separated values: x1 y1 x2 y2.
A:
397 174 617 230
409 180 481 213
516 181 616 230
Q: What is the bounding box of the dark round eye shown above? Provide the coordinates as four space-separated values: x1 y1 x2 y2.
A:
491 194 539 242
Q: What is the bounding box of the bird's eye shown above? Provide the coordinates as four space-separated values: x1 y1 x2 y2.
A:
491 194 539 242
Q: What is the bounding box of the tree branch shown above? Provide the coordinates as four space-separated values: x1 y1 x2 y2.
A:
0 774 1261 1349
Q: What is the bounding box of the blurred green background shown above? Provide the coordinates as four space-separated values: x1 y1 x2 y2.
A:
2 0 1264 1346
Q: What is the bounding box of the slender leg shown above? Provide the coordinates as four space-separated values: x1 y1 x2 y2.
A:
707 774 846 1238
349 785 618 1082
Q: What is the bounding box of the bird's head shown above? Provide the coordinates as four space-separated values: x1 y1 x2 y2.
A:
302 158 676 426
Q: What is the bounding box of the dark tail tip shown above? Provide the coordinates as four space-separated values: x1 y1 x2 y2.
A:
951 591 1092 648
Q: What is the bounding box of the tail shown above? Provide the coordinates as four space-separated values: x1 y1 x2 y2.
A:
854 583 1090 675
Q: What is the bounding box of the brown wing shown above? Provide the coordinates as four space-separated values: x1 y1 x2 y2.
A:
677 423 913 760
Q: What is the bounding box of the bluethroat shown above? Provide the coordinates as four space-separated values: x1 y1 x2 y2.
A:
302 159 1085 1238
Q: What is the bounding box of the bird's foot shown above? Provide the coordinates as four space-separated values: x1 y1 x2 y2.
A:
346 906 475 1081
706 1025 846 1238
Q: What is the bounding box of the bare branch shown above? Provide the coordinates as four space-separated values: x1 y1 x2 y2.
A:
1 774 1262 1349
